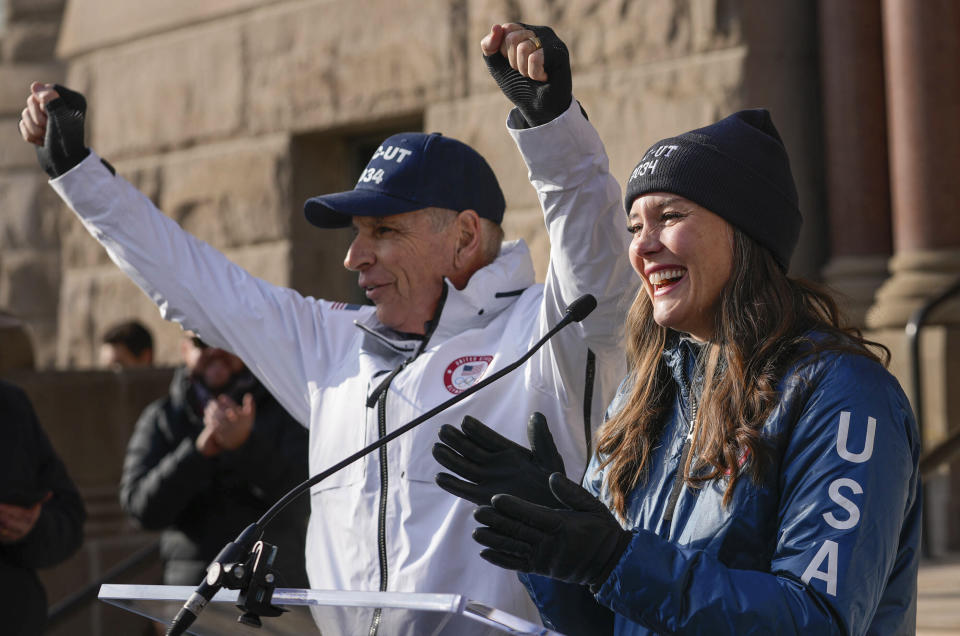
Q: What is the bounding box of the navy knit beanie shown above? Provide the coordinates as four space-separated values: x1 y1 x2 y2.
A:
623 109 802 271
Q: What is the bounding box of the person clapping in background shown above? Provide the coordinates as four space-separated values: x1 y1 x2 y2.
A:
119 333 309 588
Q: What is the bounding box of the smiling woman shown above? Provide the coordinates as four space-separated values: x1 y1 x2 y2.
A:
555 111 919 635
438 107 923 636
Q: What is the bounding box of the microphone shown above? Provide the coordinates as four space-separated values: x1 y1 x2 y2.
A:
165 293 597 634
166 524 260 636
566 293 597 323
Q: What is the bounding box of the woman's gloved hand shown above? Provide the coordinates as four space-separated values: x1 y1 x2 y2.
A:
473 472 633 590
433 412 566 508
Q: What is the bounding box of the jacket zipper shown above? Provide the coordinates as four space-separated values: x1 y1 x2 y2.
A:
663 401 696 525
579 349 596 482
366 287 447 636
663 357 700 526
368 387 390 636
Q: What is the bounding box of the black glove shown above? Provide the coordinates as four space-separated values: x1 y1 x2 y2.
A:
484 24 572 126
37 84 90 178
473 472 633 589
433 412 565 508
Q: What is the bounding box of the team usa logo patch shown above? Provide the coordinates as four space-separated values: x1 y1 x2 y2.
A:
443 355 494 394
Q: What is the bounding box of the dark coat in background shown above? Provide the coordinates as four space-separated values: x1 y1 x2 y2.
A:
0 380 86 636
120 367 309 587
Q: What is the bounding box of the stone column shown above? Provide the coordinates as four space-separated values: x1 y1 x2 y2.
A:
742 0 827 280
869 0 960 329
869 0 960 553
817 0 892 327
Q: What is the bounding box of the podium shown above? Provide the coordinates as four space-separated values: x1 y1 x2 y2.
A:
99 584 564 635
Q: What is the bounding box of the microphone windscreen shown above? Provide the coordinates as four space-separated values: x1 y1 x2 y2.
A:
566 294 597 322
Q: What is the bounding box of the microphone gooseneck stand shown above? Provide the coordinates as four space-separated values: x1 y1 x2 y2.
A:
165 294 598 635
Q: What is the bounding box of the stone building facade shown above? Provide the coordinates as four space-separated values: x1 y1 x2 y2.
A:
1 0 959 633
4 0 831 368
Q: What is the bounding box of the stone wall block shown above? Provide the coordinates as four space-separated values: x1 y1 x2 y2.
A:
24 318 57 370
0 245 60 368
0 249 59 317
0 63 63 115
0 172 62 249
159 136 293 249
466 0 743 93
56 0 268 57
689 0 742 53
5 0 65 22
244 0 460 134
0 116 41 168
0 318 36 372
56 267 182 368
56 268 109 368
1 21 61 62
83 23 244 158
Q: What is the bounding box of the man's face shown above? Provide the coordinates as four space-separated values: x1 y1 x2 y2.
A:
181 336 245 392
343 209 458 334
99 343 149 370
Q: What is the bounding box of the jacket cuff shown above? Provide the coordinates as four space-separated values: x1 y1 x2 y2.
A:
48 150 124 226
49 149 112 183
508 98 608 186
593 528 641 602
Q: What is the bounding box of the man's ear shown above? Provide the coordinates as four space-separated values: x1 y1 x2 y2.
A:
446 210 486 290
454 209 482 261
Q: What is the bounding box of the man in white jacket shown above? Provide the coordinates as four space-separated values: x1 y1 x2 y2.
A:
21 22 636 632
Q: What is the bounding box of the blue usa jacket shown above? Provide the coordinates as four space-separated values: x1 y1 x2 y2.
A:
521 335 921 635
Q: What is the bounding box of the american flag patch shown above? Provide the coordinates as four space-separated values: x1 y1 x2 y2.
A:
330 302 362 310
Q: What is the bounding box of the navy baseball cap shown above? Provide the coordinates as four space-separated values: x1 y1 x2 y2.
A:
304 132 506 228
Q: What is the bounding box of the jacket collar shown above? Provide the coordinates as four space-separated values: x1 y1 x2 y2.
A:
662 332 706 407
432 240 534 340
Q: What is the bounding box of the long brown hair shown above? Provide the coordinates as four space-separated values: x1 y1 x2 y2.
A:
596 229 888 518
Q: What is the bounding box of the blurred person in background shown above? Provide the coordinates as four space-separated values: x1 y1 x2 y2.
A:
100 319 155 370
0 379 86 636
119 332 309 588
